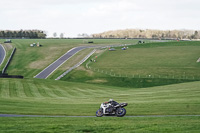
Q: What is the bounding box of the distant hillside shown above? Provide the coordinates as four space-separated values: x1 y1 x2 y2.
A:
92 29 200 39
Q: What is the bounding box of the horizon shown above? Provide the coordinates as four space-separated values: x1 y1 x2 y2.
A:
1 0 200 37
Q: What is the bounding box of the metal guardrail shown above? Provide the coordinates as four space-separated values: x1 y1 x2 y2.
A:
2 47 16 74
55 49 97 80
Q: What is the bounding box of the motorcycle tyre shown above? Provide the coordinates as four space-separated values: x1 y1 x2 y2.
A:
116 108 126 117
96 108 103 117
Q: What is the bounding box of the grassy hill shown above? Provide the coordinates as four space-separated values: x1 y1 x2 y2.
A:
0 39 200 132
0 78 199 116
0 39 140 78
89 41 200 77
0 78 199 132
62 41 200 88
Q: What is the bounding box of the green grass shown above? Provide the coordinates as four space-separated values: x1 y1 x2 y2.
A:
0 117 200 132
0 78 200 132
0 39 140 78
0 39 200 132
89 41 200 78
61 68 197 88
0 78 199 116
61 41 200 88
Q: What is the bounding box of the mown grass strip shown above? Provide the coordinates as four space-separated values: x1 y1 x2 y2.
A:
0 80 9 98
14 80 27 98
27 82 43 98
0 78 200 115
0 116 199 132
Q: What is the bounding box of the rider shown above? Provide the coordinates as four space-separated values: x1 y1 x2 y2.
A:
103 99 119 113
104 99 119 106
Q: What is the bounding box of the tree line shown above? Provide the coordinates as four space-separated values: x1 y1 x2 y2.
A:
0 30 46 39
92 29 200 39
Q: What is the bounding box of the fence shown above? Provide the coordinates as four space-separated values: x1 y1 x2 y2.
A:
86 66 200 80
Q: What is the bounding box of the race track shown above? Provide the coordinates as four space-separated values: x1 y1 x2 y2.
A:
0 114 200 118
35 46 94 79
0 44 6 65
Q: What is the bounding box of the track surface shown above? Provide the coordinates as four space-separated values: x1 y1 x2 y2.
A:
0 44 6 65
0 114 199 118
35 46 94 79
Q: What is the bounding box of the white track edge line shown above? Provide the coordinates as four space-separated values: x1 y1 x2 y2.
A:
55 49 96 80
44 48 85 79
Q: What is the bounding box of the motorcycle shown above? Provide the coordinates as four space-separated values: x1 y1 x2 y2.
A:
96 102 128 117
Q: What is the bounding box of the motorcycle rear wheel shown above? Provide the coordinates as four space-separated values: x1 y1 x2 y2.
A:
116 108 126 117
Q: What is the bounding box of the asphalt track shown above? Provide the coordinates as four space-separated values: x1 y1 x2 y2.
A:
0 44 6 65
0 114 200 118
34 46 95 79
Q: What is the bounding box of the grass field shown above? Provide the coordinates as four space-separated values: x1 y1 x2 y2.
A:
0 39 200 132
0 39 140 78
0 116 200 132
89 41 200 78
0 78 199 116
62 41 200 88
0 78 200 132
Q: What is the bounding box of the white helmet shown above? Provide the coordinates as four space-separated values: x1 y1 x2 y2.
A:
109 99 113 102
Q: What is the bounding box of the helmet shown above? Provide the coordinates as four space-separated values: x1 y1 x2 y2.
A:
109 99 113 102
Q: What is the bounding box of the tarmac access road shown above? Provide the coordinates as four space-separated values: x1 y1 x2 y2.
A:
0 44 6 66
34 46 96 79
0 114 200 118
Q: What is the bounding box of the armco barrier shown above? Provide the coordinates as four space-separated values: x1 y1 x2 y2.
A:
0 74 23 79
0 73 23 78
2 47 16 74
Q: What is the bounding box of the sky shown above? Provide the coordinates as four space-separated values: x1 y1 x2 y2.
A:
0 0 200 37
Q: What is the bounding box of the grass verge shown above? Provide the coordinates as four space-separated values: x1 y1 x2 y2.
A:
0 116 199 132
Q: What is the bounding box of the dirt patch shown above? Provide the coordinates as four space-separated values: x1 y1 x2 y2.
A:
95 49 105 54
86 79 108 83
28 47 64 69
2 43 13 51
29 60 50 69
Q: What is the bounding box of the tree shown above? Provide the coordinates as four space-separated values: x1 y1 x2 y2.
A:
194 31 199 39
38 32 46 38
78 33 89 37
53 32 57 38
60 33 64 38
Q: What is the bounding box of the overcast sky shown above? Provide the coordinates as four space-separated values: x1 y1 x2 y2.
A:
0 0 200 37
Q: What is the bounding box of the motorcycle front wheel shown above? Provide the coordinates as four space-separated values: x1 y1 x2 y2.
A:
116 108 126 117
96 108 103 117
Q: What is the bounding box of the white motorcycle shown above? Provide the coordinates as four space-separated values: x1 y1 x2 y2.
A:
96 102 128 117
